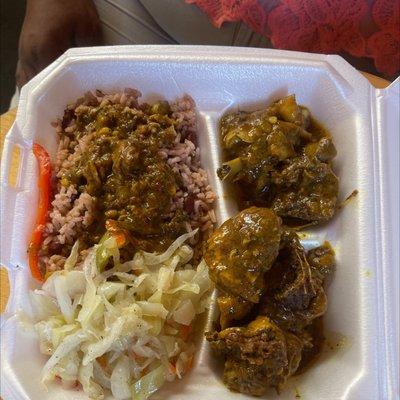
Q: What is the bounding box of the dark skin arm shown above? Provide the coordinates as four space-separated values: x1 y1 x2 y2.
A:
17 0 102 89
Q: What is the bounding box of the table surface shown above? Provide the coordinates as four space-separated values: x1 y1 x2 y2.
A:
0 71 390 314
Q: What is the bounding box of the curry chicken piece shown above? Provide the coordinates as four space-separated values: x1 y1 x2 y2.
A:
270 155 339 223
260 231 335 332
204 207 335 396
217 293 254 330
307 241 336 286
218 94 339 224
206 316 303 395
204 207 282 303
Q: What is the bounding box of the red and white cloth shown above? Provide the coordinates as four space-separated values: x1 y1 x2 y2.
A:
186 0 400 76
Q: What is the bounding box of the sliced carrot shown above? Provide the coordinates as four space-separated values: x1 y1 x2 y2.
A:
186 355 194 372
105 220 128 247
169 362 177 375
130 351 145 362
97 355 108 369
180 324 192 341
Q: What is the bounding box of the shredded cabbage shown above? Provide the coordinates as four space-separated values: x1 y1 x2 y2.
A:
173 299 196 325
132 364 166 400
79 361 104 399
64 240 80 271
27 231 212 399
111 355 131 399
42 329 89 382
141 230 197 266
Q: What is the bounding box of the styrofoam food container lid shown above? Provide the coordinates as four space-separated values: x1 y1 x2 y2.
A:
1 45 399 400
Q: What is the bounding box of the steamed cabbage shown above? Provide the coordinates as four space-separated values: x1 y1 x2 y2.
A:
28 230 212 399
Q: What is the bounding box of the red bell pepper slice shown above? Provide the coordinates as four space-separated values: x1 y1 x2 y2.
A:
27 143 52 282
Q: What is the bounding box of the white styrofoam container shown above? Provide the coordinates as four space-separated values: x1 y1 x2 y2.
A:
1 46 399 400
